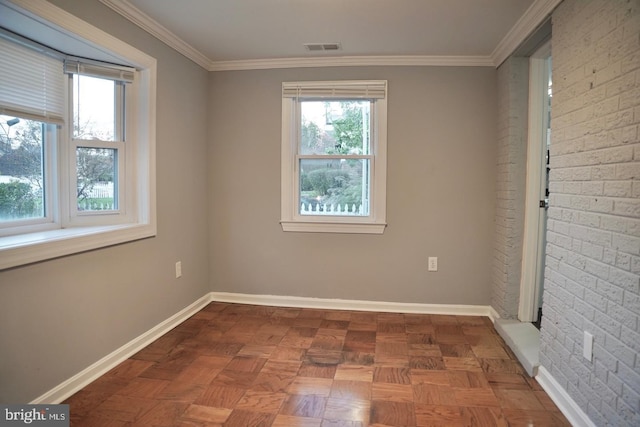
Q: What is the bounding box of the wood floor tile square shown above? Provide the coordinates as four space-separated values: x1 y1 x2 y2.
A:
471 344 511 359
415 404 465 427
412 383 456 405
193 385 245 408
321 319 351 330
462 407 508 427
372 383 415 402
453 387 500 407
341 351 375 366
92 395 157 422
251 372 297 393
65 302 569 427
225 356 267 373
323 397 370 424
408 356 445 370
223 409 276 427
271 346 306 361
370 400 416 426
287 377 333 396
373 366 411 384
324 311 353 321
443 357 482 372
502 408 572 426
347 321 378 331
272 414 322 427
155 381 206 402
210 370 258 388
179 404 231 424
235 390 287 413
334 365 374 382
408 344 442 357
486 372 531 390
115 377 169 398
330 380 371 400
448 370 489 388
299 361 338 379
493 389 546 410
410 369 450 385
281 394 327 418
133 400 189 426
439 343 474 357
236 344 276 358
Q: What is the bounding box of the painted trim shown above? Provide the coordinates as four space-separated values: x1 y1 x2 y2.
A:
518 42 551 322
536 366 597 427
30 293 212 404
491 0 562 67
210 292 493 317
98 0 210 69
489 306 501 324
98 0 558 71
210 55 494 71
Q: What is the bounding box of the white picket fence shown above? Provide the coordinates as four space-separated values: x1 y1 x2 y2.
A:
300 202 366 216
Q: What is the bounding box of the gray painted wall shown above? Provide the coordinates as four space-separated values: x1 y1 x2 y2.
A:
209 67 498 305
541 0 640 425
0 0 210 403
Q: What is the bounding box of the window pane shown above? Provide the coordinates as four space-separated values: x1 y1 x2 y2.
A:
73 75 116 141
299 158 370 216
0 115 45 221
300 100 370 155
77 147 117 211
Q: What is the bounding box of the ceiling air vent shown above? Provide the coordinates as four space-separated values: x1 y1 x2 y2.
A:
304 43 342 52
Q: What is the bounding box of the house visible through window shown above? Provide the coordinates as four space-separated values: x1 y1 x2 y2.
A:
281 80 388 234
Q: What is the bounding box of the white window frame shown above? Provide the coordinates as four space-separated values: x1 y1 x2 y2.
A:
280 80 388 234
66 72 132 226
0 0 157 270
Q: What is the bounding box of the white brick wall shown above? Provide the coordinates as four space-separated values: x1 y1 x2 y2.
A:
492 56 529 319
541 0 640 425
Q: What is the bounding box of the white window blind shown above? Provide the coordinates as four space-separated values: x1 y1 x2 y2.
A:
0 37 65 124
64 59 135 83
282 80 387 99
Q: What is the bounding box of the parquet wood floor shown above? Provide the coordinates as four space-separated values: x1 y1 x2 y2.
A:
64 302 571 426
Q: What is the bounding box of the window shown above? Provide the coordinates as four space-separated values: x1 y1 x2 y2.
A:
281 81 388 234
0 1 156 270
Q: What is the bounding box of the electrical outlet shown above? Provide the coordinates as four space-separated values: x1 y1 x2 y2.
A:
583 331 593 361
175 261 182 278
428 257 438 272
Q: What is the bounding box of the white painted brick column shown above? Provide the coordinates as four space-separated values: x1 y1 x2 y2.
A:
492 56 529 319
541 0 640 425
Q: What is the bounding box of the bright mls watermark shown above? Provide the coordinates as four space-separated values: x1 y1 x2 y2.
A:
1 405 68 426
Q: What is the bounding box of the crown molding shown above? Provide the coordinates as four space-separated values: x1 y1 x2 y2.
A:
491 0 562 67
100 0 558 72
98 0 211 69
209 55 494 71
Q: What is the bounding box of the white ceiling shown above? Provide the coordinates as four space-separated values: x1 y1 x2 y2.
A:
100 0 557 70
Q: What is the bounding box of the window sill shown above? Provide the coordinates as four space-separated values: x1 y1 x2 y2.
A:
280 221 386 234
0 223 156 270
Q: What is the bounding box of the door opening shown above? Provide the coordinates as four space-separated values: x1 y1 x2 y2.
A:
519 42 552 324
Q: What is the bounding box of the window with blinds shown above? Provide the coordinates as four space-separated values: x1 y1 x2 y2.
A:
280 80 388 234
0 0 157 271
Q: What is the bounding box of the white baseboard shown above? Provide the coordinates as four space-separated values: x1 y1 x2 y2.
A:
31 293 213 404
210 292 493 317
536 366 596 427
31 291 493 404
489 306 501 323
